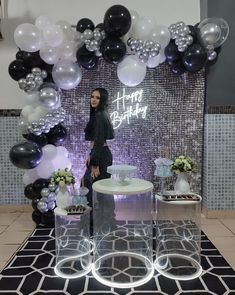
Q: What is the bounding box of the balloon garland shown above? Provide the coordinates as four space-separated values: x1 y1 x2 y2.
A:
8 5 229 226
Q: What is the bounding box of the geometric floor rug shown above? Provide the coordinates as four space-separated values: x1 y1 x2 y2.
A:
0 227 235 295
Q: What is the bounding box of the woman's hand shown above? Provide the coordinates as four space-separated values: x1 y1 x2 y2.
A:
91 166 100 179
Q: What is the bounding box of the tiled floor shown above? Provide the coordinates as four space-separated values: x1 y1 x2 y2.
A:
0 212 235 272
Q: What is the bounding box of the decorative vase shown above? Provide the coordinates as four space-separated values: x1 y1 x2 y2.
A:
174 172 190 193
56 185 71 209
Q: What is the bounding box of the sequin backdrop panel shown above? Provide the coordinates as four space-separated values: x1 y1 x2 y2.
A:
62 60 205 193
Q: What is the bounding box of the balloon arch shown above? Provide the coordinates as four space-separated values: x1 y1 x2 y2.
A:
8 5 229 226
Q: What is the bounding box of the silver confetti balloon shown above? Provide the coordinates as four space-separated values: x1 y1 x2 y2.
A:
41 187 50 197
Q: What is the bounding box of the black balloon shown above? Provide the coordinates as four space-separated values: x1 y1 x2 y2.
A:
46 124 67 145
164 41 181 62
188 25 199 42
23 133 48 147
32 199 39 211
33 178 50 196
182 43 207 73
24 183 37 200
23 51 43 68
103 5 131 37
170 61 186 75
9 141 42 169
100 37 126 64
32 210 42 224
16 50 25 60
8 60 28 81
41 210 55 227
76 18 95 33
76 45 98 69
95 23 104 31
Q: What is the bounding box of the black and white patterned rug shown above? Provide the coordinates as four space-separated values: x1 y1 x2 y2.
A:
0 227 235 295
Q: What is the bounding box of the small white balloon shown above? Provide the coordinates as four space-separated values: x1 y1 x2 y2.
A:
35 106 47 118
28 112 40 123
23 169 39 185
43 24 64 47
151 25 171 49
132 17 156 40
35 15 52 30
58 41 76 60
56 20 74 41
39 45 60 65
21 105 34 118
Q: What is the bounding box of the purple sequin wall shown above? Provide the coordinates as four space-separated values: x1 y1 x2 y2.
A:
62 60 205 193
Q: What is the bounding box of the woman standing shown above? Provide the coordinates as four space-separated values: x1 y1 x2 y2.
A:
83 87 115 233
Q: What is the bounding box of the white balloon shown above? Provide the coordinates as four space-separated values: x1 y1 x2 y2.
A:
56 20 74 41
43 24 64 47
52 155 72 170
35 106 47 118
21 105 34 118
132 17 156 40
117 55 147 87
151 25 171 49
56 146 69 158
129 9 140 28
39 45 60 64
58 41 76 60
147 49 166 68
147 56 161 68
25 92 39 106
42 144 57 160
52 60 82 90
28 112 40 123
35 15 52 30
14 23 42 52
36 160 56 179
23 169 39 185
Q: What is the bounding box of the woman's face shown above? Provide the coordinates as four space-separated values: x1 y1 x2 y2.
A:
90 90 100 108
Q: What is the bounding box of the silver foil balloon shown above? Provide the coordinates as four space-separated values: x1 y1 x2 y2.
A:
37 201 48 213
48 192 57 202
34 75 43 86
39 87 60 109
83 29 93 40
41 70 48 79
26 73 35 81
32 67 42 75
18 78 27 90
40 197 49 203
48 183 57 192
208 50 217 61
41 187 50 197
47 201 55 211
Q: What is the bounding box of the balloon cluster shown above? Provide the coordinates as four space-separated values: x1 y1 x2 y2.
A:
37 183 57 213
168 21 193 52
127 37 161 63
28 107 66 136
81 28 106 52
18 67 47 93
24 178 55 226
165 18 229 74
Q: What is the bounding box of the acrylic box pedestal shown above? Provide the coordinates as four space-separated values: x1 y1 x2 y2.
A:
54 207 93 279
154 192 202 280
92 178 154 288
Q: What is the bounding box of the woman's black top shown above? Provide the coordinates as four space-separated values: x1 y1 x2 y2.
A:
85 110 114 166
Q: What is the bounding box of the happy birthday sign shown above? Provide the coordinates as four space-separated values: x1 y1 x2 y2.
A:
110 88 148 129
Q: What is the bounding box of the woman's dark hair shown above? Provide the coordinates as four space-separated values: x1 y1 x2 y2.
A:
85 87 109 140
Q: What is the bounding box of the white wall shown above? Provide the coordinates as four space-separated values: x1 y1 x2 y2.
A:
0 0 200 109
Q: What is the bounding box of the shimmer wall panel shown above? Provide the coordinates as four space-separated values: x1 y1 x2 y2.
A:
62 61 205 193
